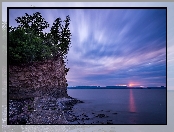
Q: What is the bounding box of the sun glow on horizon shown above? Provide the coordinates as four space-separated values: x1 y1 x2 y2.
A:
128 83 139 87
129 84 133 87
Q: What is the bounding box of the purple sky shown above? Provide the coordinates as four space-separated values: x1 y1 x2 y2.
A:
9 8 166 87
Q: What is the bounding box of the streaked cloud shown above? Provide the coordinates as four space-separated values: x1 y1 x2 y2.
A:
9 8 167 87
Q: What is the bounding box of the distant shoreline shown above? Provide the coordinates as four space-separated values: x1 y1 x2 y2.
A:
67 87 166 89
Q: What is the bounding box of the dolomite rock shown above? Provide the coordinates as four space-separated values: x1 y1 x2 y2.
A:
9 57 68 99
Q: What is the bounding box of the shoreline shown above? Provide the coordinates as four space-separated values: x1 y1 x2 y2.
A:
9 96 84 124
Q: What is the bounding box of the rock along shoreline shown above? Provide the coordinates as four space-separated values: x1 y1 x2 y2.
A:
9 95 84 125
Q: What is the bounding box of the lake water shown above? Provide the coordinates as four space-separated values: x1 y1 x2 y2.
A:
67 89 166 124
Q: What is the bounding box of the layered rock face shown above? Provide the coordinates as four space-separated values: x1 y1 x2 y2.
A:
9 57 68 99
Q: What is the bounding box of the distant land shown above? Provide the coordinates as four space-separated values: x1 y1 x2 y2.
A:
67 86 166 89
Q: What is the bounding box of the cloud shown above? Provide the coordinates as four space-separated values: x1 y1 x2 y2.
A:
69 9 91 46
8 8 167 87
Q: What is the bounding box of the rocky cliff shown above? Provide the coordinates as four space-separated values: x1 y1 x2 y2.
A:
8 56 85 125
9 57 68 99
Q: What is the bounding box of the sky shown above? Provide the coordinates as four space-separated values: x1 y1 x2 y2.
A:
8 8 167 87
2 2 173 89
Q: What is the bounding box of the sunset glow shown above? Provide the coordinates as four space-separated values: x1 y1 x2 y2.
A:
128 82 141 87
129 84 133 87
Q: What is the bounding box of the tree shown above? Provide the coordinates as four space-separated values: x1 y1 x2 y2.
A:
9 12 72 65
49 15 71 60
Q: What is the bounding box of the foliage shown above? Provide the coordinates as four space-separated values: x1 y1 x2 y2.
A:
9 12 71 65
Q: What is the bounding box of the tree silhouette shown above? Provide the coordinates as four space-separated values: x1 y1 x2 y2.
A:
9 12 72 65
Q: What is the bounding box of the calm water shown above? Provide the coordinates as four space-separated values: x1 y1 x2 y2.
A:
67 89 166 124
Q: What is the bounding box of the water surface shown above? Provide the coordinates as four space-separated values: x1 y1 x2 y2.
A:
67 89 166 124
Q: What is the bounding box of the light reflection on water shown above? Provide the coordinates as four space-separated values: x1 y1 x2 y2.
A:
129 89 137 124
129 89 136 113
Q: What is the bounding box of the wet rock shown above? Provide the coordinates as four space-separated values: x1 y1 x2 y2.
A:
107 121 113 124
9 98 33 124
96 114 107 118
